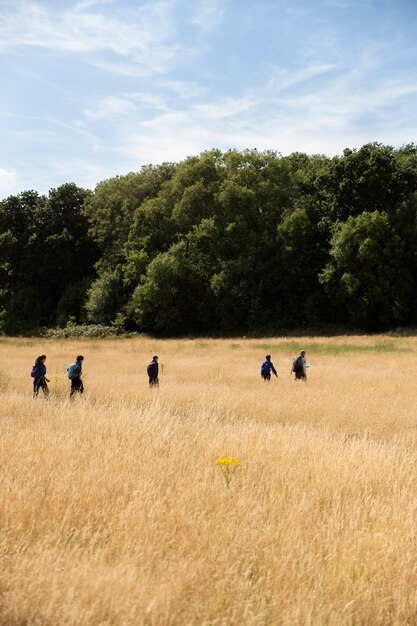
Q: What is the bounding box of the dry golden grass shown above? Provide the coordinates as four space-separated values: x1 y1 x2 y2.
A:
1 335 417 625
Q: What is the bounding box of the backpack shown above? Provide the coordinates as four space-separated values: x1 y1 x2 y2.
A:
67 363 79 379
147 362 157 377
261 361 270 375
292 356 303 373
31 365 41 378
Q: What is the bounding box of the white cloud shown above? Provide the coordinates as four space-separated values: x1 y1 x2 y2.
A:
1 0 416 197
113 52 417 168
84 96 137 119
0 167 17 198
188 0 227 30
158 80 208 100
83 91 170 119
75 0 114 9
266 63 338 93
194 96 256 119
0 0 183 75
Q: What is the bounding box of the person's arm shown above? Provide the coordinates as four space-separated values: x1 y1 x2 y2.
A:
271 363 278 377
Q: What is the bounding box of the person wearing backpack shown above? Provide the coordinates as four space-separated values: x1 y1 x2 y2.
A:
261 355 278 381
67 355 84 398
31 354 50 398
291 350 307 381
147 355 159 387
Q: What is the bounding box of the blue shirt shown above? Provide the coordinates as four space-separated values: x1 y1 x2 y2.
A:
261 360 277 376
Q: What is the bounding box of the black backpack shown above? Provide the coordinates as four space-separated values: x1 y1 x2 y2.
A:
292 356 303 374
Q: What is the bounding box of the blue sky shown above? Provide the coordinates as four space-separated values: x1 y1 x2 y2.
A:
1 0 417 198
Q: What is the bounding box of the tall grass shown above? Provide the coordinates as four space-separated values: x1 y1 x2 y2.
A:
1 335 417 625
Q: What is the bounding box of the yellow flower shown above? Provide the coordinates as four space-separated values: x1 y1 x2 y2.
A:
213 457 240 488
214 457 240 466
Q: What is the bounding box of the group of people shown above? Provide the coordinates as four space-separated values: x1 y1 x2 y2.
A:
30 351 307 399
31 354 85 399
261 351 307 382
31 354 161 399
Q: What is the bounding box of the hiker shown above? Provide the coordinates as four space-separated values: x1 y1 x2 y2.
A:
292 350 307 381
31 354 50 398
67 355 84 398
261 354 278 381
147 355 159 387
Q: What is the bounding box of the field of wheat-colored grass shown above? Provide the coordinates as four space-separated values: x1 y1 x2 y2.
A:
1 335 417 626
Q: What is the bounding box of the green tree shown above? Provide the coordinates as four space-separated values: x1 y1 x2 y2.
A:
83 164 175 268
317 143 417 223
0 184 97 332
0 191 46 331
275 207 327 325
320 210 412 328
129 242 208 336
85 269 125 325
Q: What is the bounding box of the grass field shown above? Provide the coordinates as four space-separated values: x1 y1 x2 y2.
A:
1 335 417 626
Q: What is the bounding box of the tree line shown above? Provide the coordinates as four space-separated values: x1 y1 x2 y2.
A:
1 143 417 335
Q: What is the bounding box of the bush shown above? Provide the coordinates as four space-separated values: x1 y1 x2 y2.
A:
39 324 136 338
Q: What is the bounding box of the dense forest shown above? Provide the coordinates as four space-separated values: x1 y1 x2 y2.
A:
1 143 417 335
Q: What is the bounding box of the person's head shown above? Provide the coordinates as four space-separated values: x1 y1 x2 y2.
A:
300 350 306 357
35 355 44 365
76 355 84 363
152 355 158 361
265 354 271 361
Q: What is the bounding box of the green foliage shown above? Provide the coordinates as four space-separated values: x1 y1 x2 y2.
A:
56 279 92 327
320 211 413 328
82 164 175 266
2 145 417 335
85 269 125 325
0 184 97 333
129 242 209 336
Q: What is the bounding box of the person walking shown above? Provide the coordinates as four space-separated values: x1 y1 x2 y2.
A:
31 354 50 398
292 350 307 381
147 355 159 387
67 355 84 398
261 354 278 381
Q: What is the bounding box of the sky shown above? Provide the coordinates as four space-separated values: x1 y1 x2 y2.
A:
1 0 417 198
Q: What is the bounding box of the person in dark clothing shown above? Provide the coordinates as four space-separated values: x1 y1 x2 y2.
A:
147 355 159 387
68 355 84 399
31 354 50 398
292 350 307 381
260 354 278 381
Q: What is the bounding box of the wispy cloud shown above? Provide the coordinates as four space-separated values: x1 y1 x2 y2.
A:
83 96 137 119
1 0 417 198
188 0 227 30
83 92 169 119
0 0 182 74
114 37 417 166
194 96 256 119
266 63 338 93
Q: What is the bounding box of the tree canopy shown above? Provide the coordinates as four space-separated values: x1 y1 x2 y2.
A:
1 143 417 335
